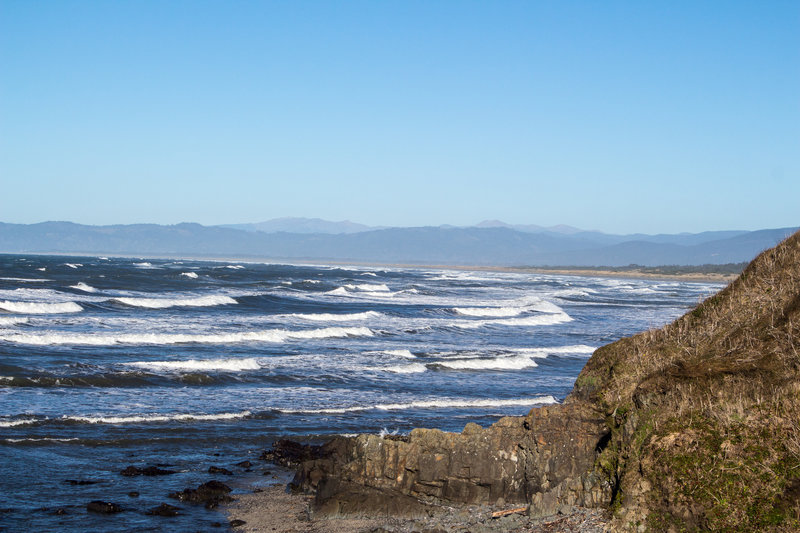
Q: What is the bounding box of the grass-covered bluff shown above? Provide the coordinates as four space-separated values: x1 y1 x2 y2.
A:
570 230 800 531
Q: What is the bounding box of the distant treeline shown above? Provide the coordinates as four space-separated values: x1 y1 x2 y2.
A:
524 263 749 275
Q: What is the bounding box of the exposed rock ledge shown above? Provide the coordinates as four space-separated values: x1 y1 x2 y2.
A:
288 402 612 520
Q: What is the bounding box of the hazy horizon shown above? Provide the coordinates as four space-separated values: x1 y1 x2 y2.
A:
2 2 798 234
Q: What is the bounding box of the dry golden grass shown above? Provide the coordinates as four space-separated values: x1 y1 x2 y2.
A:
570 230 800 531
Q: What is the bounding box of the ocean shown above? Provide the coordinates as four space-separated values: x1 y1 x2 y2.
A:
0 254 723 531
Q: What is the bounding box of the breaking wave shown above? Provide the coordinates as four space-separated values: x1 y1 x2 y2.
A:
112 295 237 308
0 326 374 346
280 396 558 414
69 282 98 293
122 358 262 372
287 311 383 322
61 411 252 425
0 301 83 314
435 354 539 370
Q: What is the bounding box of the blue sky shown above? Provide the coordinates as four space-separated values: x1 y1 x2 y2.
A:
1 1 798 234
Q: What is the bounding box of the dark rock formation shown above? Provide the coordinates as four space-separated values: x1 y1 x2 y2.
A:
146 503 181 516
260 439 328 467
120 465 176 476
86 501 123 514
64 479 98 485
169 480 233 509
235 460 253 468
208 466 233 475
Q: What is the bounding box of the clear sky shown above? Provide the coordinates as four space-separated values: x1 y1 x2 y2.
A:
1 1 798 234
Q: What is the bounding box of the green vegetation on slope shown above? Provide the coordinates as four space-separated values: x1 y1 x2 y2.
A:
570 232 800 531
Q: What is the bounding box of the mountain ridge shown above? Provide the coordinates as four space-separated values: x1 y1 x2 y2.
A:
0 221 795 267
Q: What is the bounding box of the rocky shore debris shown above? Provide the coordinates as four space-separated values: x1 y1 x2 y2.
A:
120 465 177 476
169 479 233 509
86 500 123 514
208 465 233 475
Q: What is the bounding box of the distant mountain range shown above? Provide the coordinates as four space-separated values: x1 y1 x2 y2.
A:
0 219 796 267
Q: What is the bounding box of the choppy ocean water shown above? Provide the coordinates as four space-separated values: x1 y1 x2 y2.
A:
0 254 723 531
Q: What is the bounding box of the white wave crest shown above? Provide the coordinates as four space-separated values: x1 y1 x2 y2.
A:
180 272 199 279
112 295 237 309
0 418 42 427
454 306 526 317
288 311 382 322
63 263 82 269
377 349 416 359
436 354 538 370
0 300 83 314
133 262 152 267
70 282 98 293
280 396 557 414
384 363 427 374
123 358 261 372
0 317 29 326
0 326 374 346
62 411 251 424
225 265 244 269
0 277 52 282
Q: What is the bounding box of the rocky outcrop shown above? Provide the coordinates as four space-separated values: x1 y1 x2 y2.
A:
290 402 613 518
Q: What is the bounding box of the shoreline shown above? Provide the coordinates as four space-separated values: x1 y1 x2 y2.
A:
0 250 736 283
226 484 610 532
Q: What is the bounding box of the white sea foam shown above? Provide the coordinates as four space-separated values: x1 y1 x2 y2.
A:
0 326 374 346
287 311 382 322
0 301 83 314
180 272 199 279
63 263 82 269
4 437 80 443
361 272 377 277
112 295 237 309
70 282 98 293
0 418 41 427
376 349 416 359
280 396 557 414
436 354 538 370
36 268 46 271
453 311 573 329
133 262 152 267
123 358 261 372
520 344 596 356
62 411 251 424
0 277 52 282
225 265 244 269
454 306 527 317
347 283 391 292
0 317 29 326
384 363 427 374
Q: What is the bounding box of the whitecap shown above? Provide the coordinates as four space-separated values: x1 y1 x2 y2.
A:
180 272 199 279
373 349 416 359
62 411 251 424
133 262 152 267
112 295 237 309
435 354 538 370
0 417 42 428
286 311 382 322
0 326 374 346
279 396 557 414
0 317 29 326
383 363 427 374
0 301 83 314
225 265 244 270
69 282 98 293
63 263 82 269
0 277 52 282
123 358 261 372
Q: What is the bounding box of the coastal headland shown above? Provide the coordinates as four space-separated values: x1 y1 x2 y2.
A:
229 230 800 531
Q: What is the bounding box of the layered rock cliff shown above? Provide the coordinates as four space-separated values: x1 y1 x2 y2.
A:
287 230 800 531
